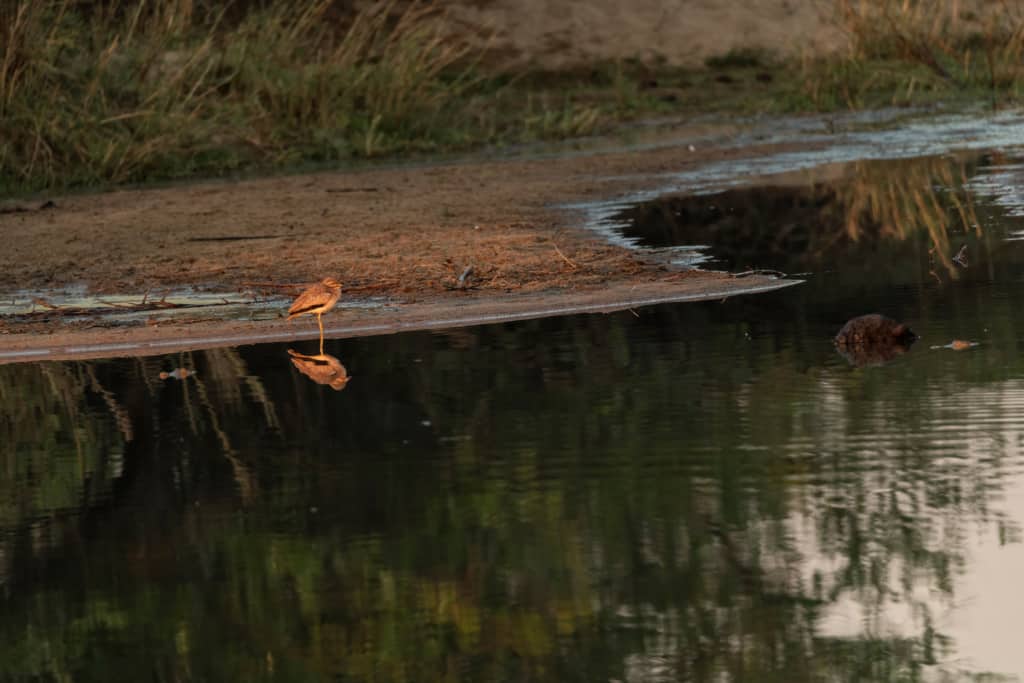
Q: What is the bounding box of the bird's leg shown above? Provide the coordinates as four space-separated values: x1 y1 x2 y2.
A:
315 313 323 358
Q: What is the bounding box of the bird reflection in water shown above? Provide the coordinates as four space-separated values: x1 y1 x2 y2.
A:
287 349 351 390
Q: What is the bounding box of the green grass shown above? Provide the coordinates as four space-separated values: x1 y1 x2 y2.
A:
4 0 1024 198
1 0 479 195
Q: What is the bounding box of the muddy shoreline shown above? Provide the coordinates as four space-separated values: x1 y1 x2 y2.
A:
0 117 822 361
0 276 800 363
5 109 1024 362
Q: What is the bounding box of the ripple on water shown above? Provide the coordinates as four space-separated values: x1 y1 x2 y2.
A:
10 142 1024 679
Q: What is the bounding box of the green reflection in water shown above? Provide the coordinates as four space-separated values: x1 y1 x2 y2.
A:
0 362 127 530
2 152 1024 682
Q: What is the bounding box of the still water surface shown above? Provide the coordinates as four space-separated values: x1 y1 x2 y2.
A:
5 152 1024 681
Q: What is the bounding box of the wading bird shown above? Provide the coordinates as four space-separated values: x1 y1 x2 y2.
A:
288 277 342 354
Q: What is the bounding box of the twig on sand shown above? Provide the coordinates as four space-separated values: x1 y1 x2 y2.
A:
731 269 788 279
486 267 504 285
240 281 307 290
98 298 185 310
552 240 579 270
31 297 60 310
344 279 402 293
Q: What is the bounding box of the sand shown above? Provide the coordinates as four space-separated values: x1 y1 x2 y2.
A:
0 120 814 361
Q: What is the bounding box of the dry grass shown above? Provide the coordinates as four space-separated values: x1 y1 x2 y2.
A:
0 0 477 194
5 1 1024 196
805 0 1024 108
1 0 630 196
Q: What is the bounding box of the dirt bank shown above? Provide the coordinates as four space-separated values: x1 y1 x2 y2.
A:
0 277 801 363
0 120 816 360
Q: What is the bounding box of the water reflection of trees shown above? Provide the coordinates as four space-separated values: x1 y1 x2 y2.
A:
616 154 981 280
0 307 1022 678
0 363 127 574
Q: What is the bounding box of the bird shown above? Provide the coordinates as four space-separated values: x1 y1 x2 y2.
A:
287 277 342 354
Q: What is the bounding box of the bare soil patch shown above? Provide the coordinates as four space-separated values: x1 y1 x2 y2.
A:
444 0 846 69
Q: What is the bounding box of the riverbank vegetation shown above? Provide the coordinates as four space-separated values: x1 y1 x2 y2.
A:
2 0 1024 197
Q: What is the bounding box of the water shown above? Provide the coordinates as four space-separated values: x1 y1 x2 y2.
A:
570 110 1024 252
6 152 1024 681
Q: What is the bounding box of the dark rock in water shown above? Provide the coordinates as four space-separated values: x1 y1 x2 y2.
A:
834 314 917 367
835 314 916 346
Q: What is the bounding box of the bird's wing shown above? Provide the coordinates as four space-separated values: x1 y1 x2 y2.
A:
287 285 325 317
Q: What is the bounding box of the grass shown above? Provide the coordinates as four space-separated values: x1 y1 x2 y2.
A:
1 0 478 195
800 0 1024 109
4 0 1024 198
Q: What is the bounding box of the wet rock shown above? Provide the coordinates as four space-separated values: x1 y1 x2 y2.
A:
834 314 917 367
